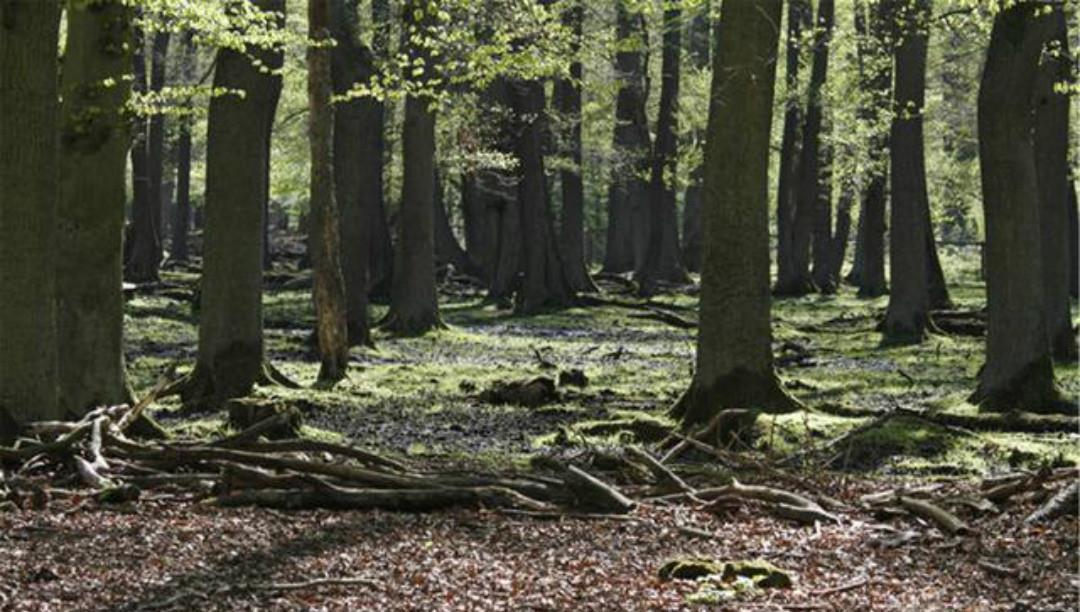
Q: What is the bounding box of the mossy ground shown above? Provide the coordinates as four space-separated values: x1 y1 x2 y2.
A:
125 246 1078 477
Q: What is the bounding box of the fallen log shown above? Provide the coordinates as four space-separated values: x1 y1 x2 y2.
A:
224 438 407 473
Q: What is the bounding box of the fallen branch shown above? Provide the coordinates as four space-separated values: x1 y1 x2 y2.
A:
625 446 692 493
1024 480 1079 524
244 576 379 592
898 495 972 535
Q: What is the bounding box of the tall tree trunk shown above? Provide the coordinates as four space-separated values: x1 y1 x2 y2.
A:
147 32 170 263
368 0 394 299
310 0 350 383
172 32 195 263
554 0 597 293
672 0 800 428
681 0 710 274
1034 8 1074 361
330 0 376 347
972 4 1060 413
828 177 855 283
637 5 689 292
882 0 933 344
56 0 132 417
125 24 157 282
0 0 63 438
433 170 472 274
183 0 286 409
1070 180 1078 300
811 113 836 292
924 211 951 308
774 0 812 295
602 0 649 274
513 80 574 313
481 77 522 302
854 0 891 298
383 0 442 335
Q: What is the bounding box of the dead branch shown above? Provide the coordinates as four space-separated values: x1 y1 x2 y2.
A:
625 446 692 493
1024 480 1079 524
561 465 636 514
898 495 972 535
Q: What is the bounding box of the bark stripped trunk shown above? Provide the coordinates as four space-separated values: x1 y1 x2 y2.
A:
681 0 710 274
56 0 133 417
672 0 800 428
774 0 812 295
0 0 63 438
382 0 442 335
972 4 1060 412
636 5 689 293
602 0 649 274
184 0 286 409
882 0 933 344
554 0 597 293
172 32 195 263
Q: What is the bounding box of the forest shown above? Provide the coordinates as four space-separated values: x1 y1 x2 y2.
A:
0 0 1078 609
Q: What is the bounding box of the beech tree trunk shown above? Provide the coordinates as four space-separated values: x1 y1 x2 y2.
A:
512 80 574 313
602 1 649 274
125 25 157 282
1070 181 1078 300
481 78 522 302
973 5 1060 412
147 32 170 263
1034 8 1074 361
0 0 63 438
882 0 933 344
636 5 689 293
672 0 800 428
184 0 286 409
368 0 394 299
806 0 836 293
433 170 472 275
330 0 376 347
681 1 710 274
172 32 195 263
56 0 133 417
383 0 442 335
554 1 597 293
774 0 812 295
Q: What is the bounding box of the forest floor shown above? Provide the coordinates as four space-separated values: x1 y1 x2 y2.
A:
1 245 1077 610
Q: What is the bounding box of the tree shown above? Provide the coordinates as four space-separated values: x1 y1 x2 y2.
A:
1033 7 1074 361
972 2 1061 412
881 0 933 344
433 170 473 275
602 0 649 275
807 0 837 293
182 0 288 409
672 0 800 429
0 0 63 438
56 0 133 417
310 0 350 383
171 32 196 264
681 0 711 274
636 3 689 293
774 0 812 295
381 0 443 335
553 0 597 293
368 0 395 299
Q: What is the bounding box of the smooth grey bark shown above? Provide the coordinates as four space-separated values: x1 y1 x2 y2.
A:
0 0 63 438
56 0 133 417
672 0 800 428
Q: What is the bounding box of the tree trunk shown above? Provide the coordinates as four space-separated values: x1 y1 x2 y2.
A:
367 0 394 300
671 0 800 428
147 32 170 264
0 0 63 438
602 0 649 274
512 79 574 314
811 113 836 292
433 169 472 274
828 178 855 284
924 213 951 309
882 0 933 344
636 5 689 292
382 0 442 335
480 78 521 302
56 0 133 418
184 0 286 409
125 24 157 282
1034 8 1074 361
854 0 891 298
1070 180 1078 300
554 1 597 293
774 0 812 296
172 32 195 263
330 0 376 347
309 0 350 383
972 5 1060 413
681 1 710 274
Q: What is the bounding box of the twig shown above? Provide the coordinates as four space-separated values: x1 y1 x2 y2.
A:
245 576 379 592
811 576 869 596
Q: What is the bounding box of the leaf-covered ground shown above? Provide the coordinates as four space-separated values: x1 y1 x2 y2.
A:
3 245 1077 610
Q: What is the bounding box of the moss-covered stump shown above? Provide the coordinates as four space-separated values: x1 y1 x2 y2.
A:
225 398 301 439
659 557 794 589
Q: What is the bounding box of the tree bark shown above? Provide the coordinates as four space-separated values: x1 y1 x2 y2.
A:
681 0 710 274
330 0 377 347
807 0 836 293
0 0 63 438
147 32 170 263
972 4 1060 412
184 0 286 409
310 0 350 383
671 0 800 428
882 0 933 344
125 24 157 282
172 32 195 263
774 0 812 295
56 0 133 418
602 0 649 274
433 169 472 274
1034 8 1074 361
367 0 394 299
1070 180 1078 300
636 5 689 292
382 0 442 335
554 1 597 293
